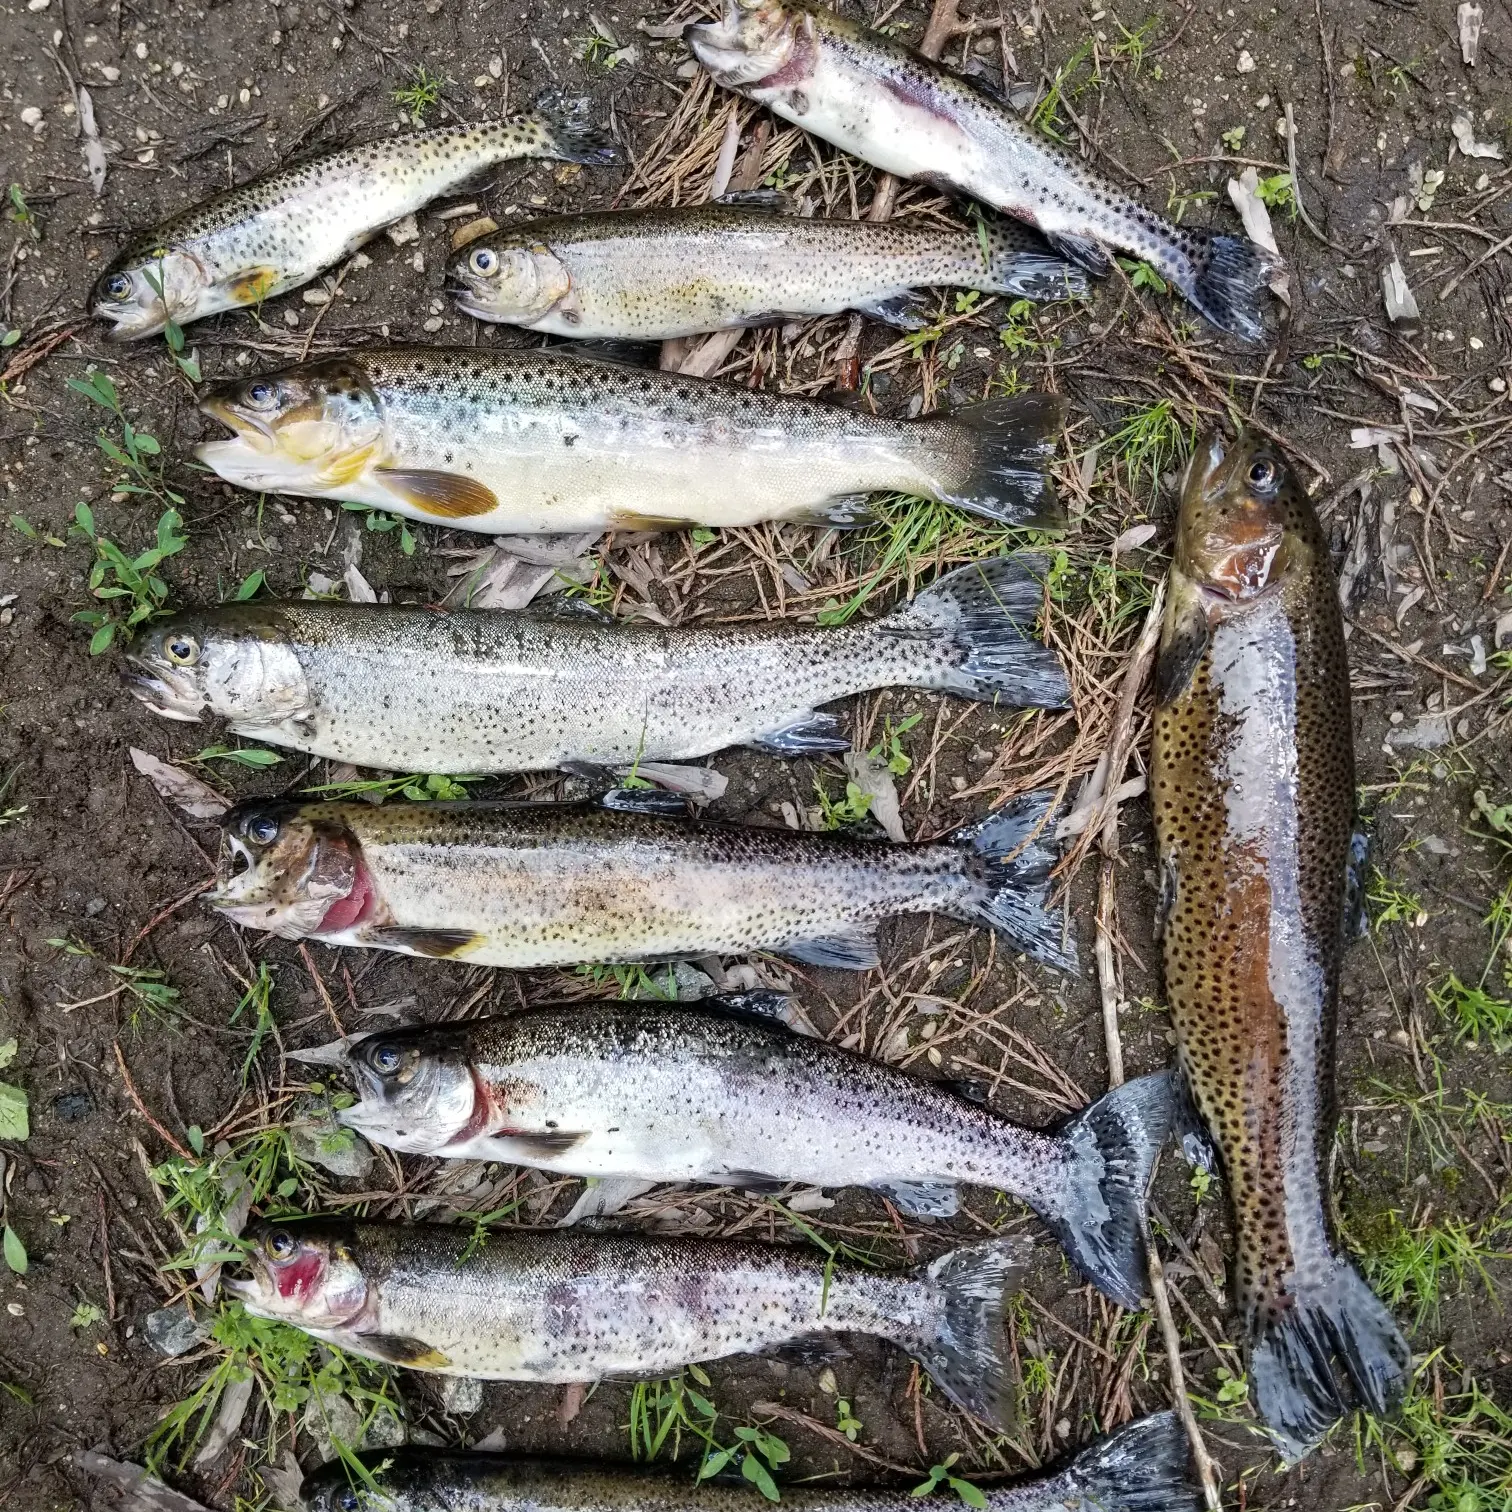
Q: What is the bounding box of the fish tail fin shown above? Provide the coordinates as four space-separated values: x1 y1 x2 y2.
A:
914 1238 1027 1427
1249 1258 1410 1462
524 89 620 166
982 231 1093 304
928 394 1066 528
950 790 1074 969
882 556 1069 709
1177 232 1269 344
1038 1072 1173 1307
1036 1410 1201 1512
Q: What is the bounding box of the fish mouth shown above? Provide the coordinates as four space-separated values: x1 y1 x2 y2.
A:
93 301 164 342
199 393 278 447
446 283 502 322
123 659 205 722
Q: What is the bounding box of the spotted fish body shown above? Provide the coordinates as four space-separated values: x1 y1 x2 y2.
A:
448 201 1087 338
339 1002 1174 1307
686 0 1267 341
1150 433 1408 1460
92 100 617 340
124 558 1068 772
229 1219 1026 1425
195 347 1064 534
299 1413 1201 1512
207 792 1074 972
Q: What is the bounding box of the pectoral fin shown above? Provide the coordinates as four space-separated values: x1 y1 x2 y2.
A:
359 1333 453 1368
226 265 280 306
366 926 483 958
501 1129 591 1159
1155 580 1212 704
724 1170 788 1195
376 467 500 519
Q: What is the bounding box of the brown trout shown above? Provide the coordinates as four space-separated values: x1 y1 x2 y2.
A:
228 1219 1024 1424
125 557 1067 772
92 95 617 340
337 1000 1173 1307
194 348 1064 534
686 0 1268 341
299 1412 1200 1512
1150 432 1409 1458
447 198 1086 338
209 791 1074 971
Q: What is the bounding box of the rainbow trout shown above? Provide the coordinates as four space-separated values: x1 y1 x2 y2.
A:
208 791 1074 971
125 557 1067 772
338 1000 1173 1307
447 198 1086 338
229 1219 1024 1424
299 1413 1200 1512
686 0 1268 341
194 348 1063 533
92 95 617 340
1150 433 1409 1459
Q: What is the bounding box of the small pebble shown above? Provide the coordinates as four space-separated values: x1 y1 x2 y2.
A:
1237 49 1255 72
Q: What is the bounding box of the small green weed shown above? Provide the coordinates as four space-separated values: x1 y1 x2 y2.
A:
190 744 283 770
1220 125 1246 152
67 370 183 507
1358 1206 1511 1329
1106 398 1190 495
48 936 181 1026
6 184 39 239
834 1398 862 1442
815 776 873 830
229 963 278 1084
341 501 416 555
139 264 200 382
69 502 187 654
913 1454 987 1508
393 64 445 124
1255 172 1297 217
869 712 922 777
574 29 622 69
573 963 679 999
301 771 475 802
1368 869 1426 932
1431 973 1512 1052
1116 257 1169 295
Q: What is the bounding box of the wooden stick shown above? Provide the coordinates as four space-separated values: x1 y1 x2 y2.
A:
1148 1240 1224 1511
113 1041 191 1159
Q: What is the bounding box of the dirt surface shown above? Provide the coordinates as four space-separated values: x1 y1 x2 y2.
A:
1 0 1511 1508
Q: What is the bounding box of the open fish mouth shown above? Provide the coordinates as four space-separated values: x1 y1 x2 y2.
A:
123 660 204 721
93 301 166 342
198 393 279 447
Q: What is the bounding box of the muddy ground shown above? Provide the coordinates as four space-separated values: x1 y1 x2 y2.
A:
1 0 1511 1507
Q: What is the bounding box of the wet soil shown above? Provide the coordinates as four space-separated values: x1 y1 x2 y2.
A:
1 0 1510 1508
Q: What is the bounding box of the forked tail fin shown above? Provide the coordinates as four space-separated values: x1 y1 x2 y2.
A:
1250 1258 1410 1462
1036 1072 1173 1308
1024 1410 1200 1512
912 1238 1027 1427
882 556 1070 710
950 790 1075 969
928 394 1065 527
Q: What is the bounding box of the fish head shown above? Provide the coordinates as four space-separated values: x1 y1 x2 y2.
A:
226 1220 369 1329
1175 430 1304 604
684 0 805 88
92 248 208 341
448 238 572 325
196 358 384 496
125 607 310 726
210 799 372 940
341 1027 478 1153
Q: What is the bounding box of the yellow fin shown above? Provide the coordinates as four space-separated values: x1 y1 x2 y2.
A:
227 266 280 306
359 1333 453 1368
376 467 499 519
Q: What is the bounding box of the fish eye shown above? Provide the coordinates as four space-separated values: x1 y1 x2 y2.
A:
370 1043 402 1076
104 272 134 300
243 812 280 846
265 1229 298 1260
1247 457 1279 492
165 633 199 666
339 1494 360 1512
469 247 498 276
245 380 279 408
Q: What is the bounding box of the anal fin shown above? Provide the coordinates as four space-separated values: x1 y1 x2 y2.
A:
751 710 849 756
853 291 933 330
724 1169 788 1195
874 1179 960 1219
781 922 880 970
1044 230 1114 278
376 467 500 519
365 926 482 958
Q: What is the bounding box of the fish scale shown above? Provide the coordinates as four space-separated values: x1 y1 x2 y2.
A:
450 202 1087 338
125 557 1068 772
196 347 1065 534
1150 432 1408 1460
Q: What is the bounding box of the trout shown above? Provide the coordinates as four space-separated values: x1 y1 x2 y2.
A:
208 791 1074 971
338 999 1173 1307
92 95 617 340
447 198 1086 338
125 557 1067 772
686 0 1268 341
228 1219 1024 1425
1150 432 1409 1458
193 348 1064 534
299 1413 1200 1512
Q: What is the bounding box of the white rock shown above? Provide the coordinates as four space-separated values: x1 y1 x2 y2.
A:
1236 50 1255 73
1452 113 1503 159
99 65 119 80
19 107 42 126
26 0 49 11
1381 256 1419 323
